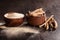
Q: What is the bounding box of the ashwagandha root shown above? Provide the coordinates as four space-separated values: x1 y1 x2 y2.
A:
39 15 58 31
39 15 54 28
51 18 58 29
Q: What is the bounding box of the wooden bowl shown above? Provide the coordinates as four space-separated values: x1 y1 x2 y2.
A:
4 12 24 27
27 14 45 26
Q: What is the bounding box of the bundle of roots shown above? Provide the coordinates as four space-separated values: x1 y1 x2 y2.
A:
39 15 58 31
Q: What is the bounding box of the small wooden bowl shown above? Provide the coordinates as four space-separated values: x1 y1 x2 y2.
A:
27 14 46 26
4 12 24 27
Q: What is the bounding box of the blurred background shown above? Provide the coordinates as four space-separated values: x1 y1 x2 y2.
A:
0 0 60 40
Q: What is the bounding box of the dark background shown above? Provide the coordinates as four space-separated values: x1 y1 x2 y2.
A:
0 0 55 20
0 0 60 40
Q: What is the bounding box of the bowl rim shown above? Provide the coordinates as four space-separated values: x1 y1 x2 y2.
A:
4 12 24 19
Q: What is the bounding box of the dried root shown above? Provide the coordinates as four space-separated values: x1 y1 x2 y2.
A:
39 15 54 28
26 8 45 17
39 15 58 31
45 23 49 30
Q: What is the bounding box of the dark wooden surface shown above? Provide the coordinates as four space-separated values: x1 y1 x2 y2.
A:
0 0 60 40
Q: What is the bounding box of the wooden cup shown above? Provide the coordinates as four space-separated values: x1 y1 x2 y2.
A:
4 12 24 27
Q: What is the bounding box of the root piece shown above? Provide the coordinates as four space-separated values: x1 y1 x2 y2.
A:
46 23 49 30
49 20 54 28
52 18 58 29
